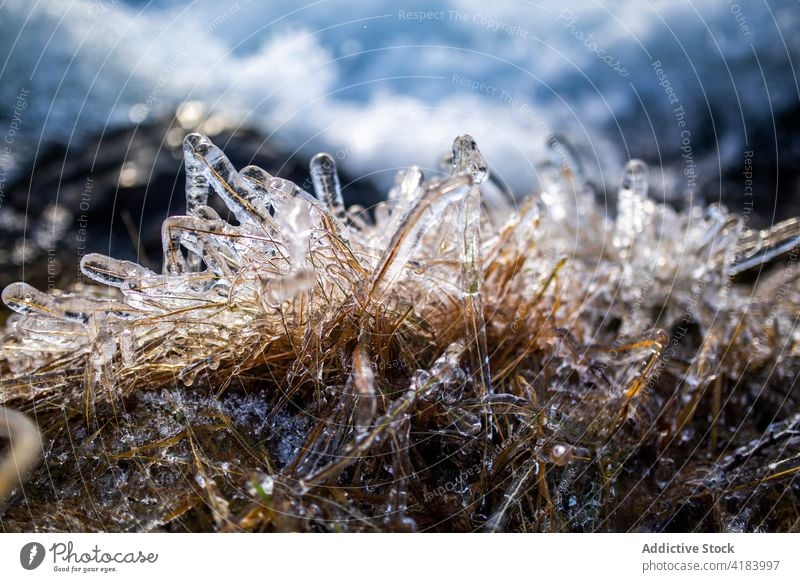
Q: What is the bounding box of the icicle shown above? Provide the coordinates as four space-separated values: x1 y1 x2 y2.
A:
613 159 651 258
368 175 471 301
452 135 494 422
183 134 210 216
267 176 302 200
260 197 315 306
16 317 85 347
2 283 60 318
351 347 377 434
451 134 488 184
240 166 279 233
388 166 423 204
309 153 345 218
1 282 108 324
180 133 214 289
382 167 423 245
279 197 312 270
183 133 271 227
240 165 273 185
81 253 156 290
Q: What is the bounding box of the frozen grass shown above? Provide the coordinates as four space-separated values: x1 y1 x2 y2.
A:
0 133 798 532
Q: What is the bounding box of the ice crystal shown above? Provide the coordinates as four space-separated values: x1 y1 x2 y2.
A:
1 132 799 532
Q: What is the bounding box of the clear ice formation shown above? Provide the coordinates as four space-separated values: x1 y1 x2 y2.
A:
1 131 799 531
0 129 795 428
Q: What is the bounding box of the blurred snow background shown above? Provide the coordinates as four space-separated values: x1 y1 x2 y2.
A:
1 0 798 200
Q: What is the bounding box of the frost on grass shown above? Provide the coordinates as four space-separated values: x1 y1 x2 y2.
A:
1 133 799 532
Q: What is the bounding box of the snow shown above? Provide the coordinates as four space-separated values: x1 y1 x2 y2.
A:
1 0 797 193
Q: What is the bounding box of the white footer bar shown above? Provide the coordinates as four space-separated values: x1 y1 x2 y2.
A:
1 533 797 581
